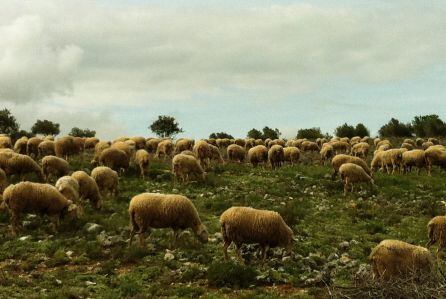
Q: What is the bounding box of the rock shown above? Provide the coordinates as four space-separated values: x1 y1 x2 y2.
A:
339 241 350 251
282 256 291 262
19 235 32 241
213 232 223 241
66 251 73 257
339 253 351 265
324 174 331 179
328 253 339 261
55 279 62 285
164 251 175 261
84 223 103 234
85 281 96 286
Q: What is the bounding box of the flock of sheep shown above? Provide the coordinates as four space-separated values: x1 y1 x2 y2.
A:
0 133 445 281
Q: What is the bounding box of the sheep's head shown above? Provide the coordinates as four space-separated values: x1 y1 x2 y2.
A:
195 224 208 243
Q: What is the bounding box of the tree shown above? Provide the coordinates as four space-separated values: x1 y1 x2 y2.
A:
149 115 183 138
411 114 446 137
378 118 413 137
355 123 370 138
262 126 281 140
31 119 60 136
334 123 356 138
209 132 234 139
247 128 263 139
296 127 324 139
0 108 19 136
69 127 96 138
17 130 35 139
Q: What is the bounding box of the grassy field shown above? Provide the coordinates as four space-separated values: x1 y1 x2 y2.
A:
0 150 445 298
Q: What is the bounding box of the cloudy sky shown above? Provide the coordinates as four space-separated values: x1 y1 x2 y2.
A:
1 0 445 139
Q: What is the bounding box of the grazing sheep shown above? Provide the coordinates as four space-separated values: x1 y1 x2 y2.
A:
0 149 15 170
38 140 56 158
422 141 434 150
55 176 80 203
42 155 70 182
234 138 246 147
428 138 439 145
350 136 361 145
84 137 100 150
135 149 150 179
155 139 174 161
172 154 205 183
339 163 374 196
371 150 386 174
13 137 28 154
320 144 334 165
340 137 349 144
27 137 43 159
174 138 194 155
283 146 300 165
402 150 427 174
0 168 8 194
427 216 446 258
146 138 162 153
361 136 371 144
403 139 416 147
206 138 217 146
376 139 391 149
369 239 435 281
216 138 232 149
425 146 446 175
351 142 370 159
377 144 391 152
373 138 381 147
400 142 414 151
416 138 424 147
3 154 44 181
99 147 130 173
247 145 268 167
268 139 286 148
381 148 407 174
130 136 146 150
331 141 350 155
220 206 293 262
208 144 224 164
91 166 119 197
180 150 196 157
227 144 246 163
245 138 256 151
111 141 135 161
71 171 102 209
331 154 371 179
3 182 78 235
0 136 12 149
193 140 211 169
301 141 319 152
55 136 79 160
268 145 285 169
73 137 86 154
128 193 208 247
91 141 110 166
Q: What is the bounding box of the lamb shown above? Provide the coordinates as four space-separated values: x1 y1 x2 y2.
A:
227 144 246 163
13 137 28 154
172 154 205 183
155 139 174 161
0 136 12 149
91 141 110 166
71 171 102 209
128 193 208 247
27 137 43 159
3 154 44 181
55 136 79 160
268 145 285 169
220 206 293 262
91 166 119 197
41 155 70 182
331 154 371 179
402 150 427 174
283 146 300 165
0 168 7 194
3 182 79 235
427 216 446 258
99 147 130 173
247 145 268 167
135 149 150 178
339 163 374 196
174 138 194 154
369 239 435 281
84 137 100 150
193 140 211 169
320 144 334 165
146 138 162 153
55 176 80 203
38 140 56 158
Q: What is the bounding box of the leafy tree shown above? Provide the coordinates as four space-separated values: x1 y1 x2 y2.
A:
31 119 60 136
355 123 370 138
411 114 446 137
296 127 324 139
209 132 234 139
149 115 183 138
262 126 281 140
247 128 263 139
334 123 356 138
378 118 413 137
69 127 96 138
17 130 35 139
0 108 19 136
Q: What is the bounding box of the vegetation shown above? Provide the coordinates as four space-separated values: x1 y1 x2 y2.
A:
412 114 446 137
0 108 20 137
296 127 325 139
149 115 183 138
69 127 96 138
209 132 234 139
0 142 445 298
31 119 60 136
379 118 413 137
334 123 370 138
247 128 263 140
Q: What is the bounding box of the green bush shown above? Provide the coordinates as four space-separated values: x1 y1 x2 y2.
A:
207 261 257 288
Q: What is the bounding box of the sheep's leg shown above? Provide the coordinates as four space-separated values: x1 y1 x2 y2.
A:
170 229 180 249
223 240 231 260
261 245 269 264
139 231 146 246
331 170 338 180
343 182 349 196
49 215 60 233
129 228 136 247
235 244 244 264
11 213 20 236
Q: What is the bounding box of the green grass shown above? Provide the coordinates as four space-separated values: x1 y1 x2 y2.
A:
0 149 445 298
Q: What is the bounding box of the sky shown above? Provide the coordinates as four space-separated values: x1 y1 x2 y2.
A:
1 1 445 139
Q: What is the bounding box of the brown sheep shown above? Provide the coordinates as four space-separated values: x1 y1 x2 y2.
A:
172 154 205 183
402 150 427 175
99 148 130 174
71 171 102 209
423 146 446 175
268 145 285 169
339 163 374 196
91 141 110 166
42 155 70 182
55 136 79 160
38 140 56 158
331 154 371 180
193 140 211 169
84 137 100 150
13 137 28 154
283 146 300 165
27 137 43 159
155 139 174 161
427 216 446 258
320 144 334 165
227 144 246 163
91 166 119 197
135 149 150 179
146 138 162 154
174 138 194 155
247 145 268 167
3 154 44 181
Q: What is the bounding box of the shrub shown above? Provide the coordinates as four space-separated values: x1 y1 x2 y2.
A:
207 261 257 288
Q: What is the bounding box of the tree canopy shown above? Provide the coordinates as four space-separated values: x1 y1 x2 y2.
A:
69 127 96 138
0 108 20 136
31 119 60 136
209 132 234 139
149 115 183 138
